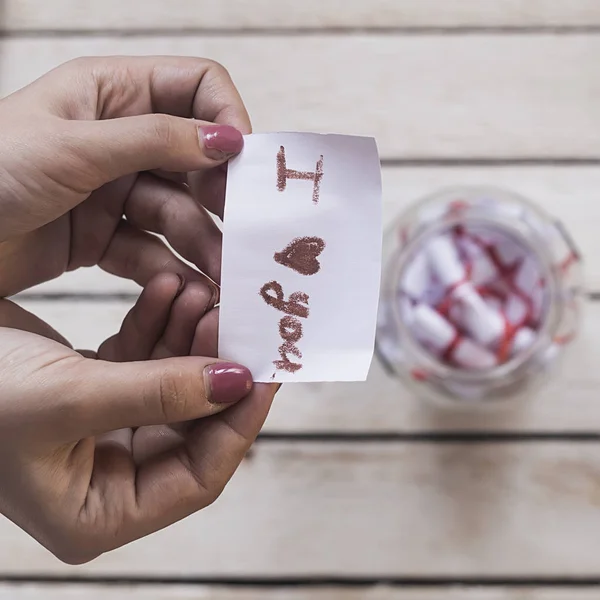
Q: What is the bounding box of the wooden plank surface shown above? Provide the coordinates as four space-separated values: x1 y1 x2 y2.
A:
2 585 600 600
5 1 600 30
3 441 600 576
0 37 598 161
19 166 600 295
13 297 596 433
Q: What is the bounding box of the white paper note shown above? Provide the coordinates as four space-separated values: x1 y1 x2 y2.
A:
218 133 382 382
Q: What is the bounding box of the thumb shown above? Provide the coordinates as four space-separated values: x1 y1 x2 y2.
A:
56 356 253 440
72 116 243 186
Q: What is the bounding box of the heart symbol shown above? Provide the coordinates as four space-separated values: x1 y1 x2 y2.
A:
274 236 326 276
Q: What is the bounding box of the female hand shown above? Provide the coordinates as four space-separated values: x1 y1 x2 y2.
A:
0 57 276 563
0 274 273 565
0 55 249 296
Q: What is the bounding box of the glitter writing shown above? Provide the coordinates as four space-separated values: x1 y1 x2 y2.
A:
277 145 324 205
274 236 326 277
259 145 326 374
259 281 307 373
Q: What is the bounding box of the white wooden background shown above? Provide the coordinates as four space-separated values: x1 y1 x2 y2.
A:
2 1 600 598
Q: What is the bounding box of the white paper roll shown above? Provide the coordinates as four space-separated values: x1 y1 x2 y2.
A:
511 327 537 356
400 252 430 299
453 284 505 347
452 338 497 370
514 255 540 297
505 293 529 327
469 252 499 287
425 234 467 289
411 303 456 353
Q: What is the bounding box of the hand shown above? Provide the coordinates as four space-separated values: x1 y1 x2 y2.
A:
0 274 273 564
96 273 224 465
0 55 250 297
0 56 277 563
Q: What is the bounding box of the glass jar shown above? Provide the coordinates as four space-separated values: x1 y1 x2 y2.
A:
375 186 584 408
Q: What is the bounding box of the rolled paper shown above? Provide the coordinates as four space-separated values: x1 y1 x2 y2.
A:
411 303 496 370
400 252 430 299
469 251 499 287
411 303 456 353
420 278 446 307
453 284 505 347
514 255 540 297
452 338 497 370
511 327 537 356
425 234 468 290
504 293 530 327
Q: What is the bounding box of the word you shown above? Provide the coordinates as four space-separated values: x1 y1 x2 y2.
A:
260 146 326 374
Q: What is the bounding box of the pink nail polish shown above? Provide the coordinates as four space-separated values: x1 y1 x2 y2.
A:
205 362 253 404
199 125 244 159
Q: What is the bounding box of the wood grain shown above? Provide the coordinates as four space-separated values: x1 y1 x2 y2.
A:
0 36 598 161
13 297 596 433
19 166 600 295
3 442 600 576
2 584 600 600
4 1 600 30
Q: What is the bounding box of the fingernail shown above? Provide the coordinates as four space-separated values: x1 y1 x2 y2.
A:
199 125 244 160
175 274 186 298
205 362 253 404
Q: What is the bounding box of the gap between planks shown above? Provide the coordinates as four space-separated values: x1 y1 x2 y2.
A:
3 582 600 600
6 26 600 38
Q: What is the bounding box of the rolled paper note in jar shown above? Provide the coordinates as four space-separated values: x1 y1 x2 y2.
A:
411 304 496 371
376 186 584 407
400 252 430 300
425 234 469 292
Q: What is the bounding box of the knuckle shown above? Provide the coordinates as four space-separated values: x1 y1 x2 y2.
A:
47 532 101 566
203 483 227 508
157 369 195 422
54 547 100 566
151 114 176 149
60 56 99 74
205 58 229 77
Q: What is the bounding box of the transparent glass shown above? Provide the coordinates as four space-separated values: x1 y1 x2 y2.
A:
375 186 584 408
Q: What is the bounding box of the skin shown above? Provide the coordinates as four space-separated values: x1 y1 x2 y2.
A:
0 56 276 564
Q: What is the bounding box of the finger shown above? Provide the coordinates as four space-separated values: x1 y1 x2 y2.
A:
99 220 216 290
125 173 223 283
191 307 220 357
46 56 251 132
71 117 244 189
152 282 217 360
93 382 275 549
187 167 228 220
52 355 253 440
98 272 184 362
96 428 133 454
0 299 71 347
132 425 184 465
150 169 189 185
